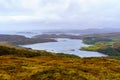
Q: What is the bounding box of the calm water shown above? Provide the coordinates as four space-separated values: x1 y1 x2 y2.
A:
21 38 107 57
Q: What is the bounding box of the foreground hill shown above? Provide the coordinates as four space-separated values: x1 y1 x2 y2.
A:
0 55 120 80
0 44 120 80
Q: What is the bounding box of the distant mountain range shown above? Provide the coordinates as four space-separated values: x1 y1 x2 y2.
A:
1 28 120 37
43 28 120 35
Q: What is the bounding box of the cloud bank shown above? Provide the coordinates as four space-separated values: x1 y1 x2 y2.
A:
0 0 120 30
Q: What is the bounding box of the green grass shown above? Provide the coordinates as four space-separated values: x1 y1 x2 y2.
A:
82 45 100 51
81 42 107 51
81 42 120 56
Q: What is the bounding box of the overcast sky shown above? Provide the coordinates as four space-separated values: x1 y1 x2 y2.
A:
0 0 120 31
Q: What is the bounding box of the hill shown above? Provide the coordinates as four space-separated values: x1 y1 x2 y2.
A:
34 34 82 39
0 34 56 45
82 32 120 56
0 44 120 80
42 28 120 35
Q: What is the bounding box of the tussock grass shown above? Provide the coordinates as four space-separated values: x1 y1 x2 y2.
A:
0 56 120 80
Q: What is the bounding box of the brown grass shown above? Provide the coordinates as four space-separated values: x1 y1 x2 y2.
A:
0 55 120 80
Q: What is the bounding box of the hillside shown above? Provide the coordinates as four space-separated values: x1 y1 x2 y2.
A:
0 34 56 45
83 32 120 41
34 34 82 39
0 43 79 58
0 44 120 80
1 55 120 80
82 32 120 56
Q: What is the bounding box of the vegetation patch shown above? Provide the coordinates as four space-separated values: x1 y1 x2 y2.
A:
0 56 120 80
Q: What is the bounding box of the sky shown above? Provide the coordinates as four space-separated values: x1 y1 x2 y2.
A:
0 0 120 31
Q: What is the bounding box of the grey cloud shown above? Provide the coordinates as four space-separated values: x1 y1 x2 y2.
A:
0 0 120 31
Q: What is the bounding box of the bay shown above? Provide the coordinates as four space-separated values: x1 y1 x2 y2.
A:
21 38 107 57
